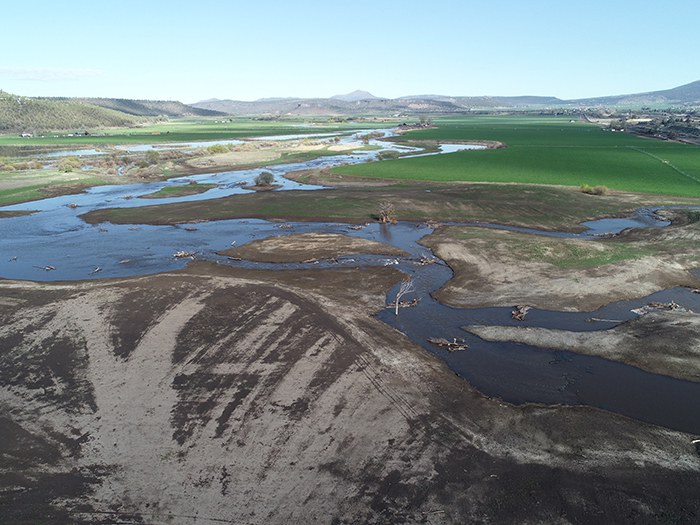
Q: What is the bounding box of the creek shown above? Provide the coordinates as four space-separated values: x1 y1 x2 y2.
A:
1 129 698 434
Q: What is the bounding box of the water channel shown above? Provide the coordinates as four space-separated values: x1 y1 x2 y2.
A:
1 129 699 435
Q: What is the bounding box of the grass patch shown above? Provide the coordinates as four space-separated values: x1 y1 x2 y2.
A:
0 184 48 205
447 227 653 269
140 183 217 199
333 116 700 197
0 174 106 205
81 183 643 231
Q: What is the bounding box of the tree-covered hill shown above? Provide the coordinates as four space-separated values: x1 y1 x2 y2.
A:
49 97 226 118
0 91 142 132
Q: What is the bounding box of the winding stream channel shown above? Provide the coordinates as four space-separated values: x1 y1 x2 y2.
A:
2 130 699 435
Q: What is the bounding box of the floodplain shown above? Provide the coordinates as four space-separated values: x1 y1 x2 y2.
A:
2 115 700 524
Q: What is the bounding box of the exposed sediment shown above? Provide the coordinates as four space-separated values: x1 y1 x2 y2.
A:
1 262 699 524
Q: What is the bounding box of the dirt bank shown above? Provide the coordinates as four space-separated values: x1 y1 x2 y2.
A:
467 310 700 381
1 263 699 523
0 210 34 219
424 222 700 311
221 232 406 262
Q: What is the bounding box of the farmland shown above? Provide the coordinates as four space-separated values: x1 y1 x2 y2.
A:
334 116 700 197
0 117 389 146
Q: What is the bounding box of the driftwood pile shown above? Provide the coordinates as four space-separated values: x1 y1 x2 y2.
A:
415 255 437 266
386 298 420 309
512 305 532 321
427 337 468 352
631 301 692 315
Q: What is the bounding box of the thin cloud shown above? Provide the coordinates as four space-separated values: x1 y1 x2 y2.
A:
0 67 104 81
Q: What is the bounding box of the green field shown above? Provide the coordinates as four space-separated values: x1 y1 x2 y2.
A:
0 117 389 147
334 116 700 197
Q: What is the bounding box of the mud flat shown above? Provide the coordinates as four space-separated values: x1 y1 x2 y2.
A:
1 263 700 524
423 221 700 311
0 210 34 219
467 310 700 381
221 232 407 263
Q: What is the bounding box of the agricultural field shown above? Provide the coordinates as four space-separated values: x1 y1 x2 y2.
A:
0 117 390 146
334 116 700 197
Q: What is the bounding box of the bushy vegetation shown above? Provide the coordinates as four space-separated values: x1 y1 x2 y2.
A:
580 184 609 195
56 156 83 172
0 91 142 132
206 144 230 154
254 171 275 186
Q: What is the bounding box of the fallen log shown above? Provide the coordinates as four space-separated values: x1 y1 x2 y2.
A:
427 337 468 352
512 305 532 321
588 317 624 323
415 255 437 266
386 298 420 309
631 301 692 315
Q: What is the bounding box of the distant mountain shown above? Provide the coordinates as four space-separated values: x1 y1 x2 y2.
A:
570 80 700 107
191 81 700 116
331 90 378 102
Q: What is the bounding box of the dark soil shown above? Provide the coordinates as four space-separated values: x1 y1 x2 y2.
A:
1 263 699 523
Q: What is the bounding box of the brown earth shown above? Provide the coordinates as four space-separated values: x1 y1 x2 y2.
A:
1 263 700 524
467 310 700 382
221 232 406 263
0 210 34 219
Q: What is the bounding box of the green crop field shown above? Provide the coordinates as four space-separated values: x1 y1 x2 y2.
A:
0 118 388 147
334 116 700 197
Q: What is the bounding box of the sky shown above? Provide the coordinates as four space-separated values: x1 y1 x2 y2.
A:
1 0 698 103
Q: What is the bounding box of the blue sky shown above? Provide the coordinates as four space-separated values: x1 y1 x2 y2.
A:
1 0 698 102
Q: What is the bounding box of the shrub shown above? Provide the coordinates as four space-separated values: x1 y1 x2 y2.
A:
254 171 275 186
57 156 82 172
580 184 608 196
207 144 228 154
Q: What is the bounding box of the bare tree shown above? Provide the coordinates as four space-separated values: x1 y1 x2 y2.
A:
378 201 396 224
394 279 415 316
